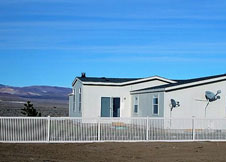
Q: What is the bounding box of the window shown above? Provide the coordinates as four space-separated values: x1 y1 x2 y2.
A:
153 95 159 115
134 105 138 113
73 94 76 112
133 96 139 113
78 88 82 112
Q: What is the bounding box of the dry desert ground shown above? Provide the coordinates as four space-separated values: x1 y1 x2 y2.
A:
1 142 226 162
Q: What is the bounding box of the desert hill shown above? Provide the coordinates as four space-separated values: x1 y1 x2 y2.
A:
0 84 72 117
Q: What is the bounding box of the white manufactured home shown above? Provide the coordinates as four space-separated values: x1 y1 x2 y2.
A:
69 73 226 119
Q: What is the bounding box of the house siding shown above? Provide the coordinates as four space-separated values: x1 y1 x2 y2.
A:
164 80 226 118
69 80 83 117
131 92 164 117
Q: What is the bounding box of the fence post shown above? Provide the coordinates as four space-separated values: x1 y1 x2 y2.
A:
47 116 50 143
146 116 149 141
98 117 101 141
192 116 195 141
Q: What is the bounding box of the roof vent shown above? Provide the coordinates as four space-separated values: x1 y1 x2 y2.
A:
81 72 86 78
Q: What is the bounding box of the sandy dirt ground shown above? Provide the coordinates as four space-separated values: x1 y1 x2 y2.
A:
0 142 226 162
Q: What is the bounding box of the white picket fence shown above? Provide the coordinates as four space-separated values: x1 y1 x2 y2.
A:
1 117 226 143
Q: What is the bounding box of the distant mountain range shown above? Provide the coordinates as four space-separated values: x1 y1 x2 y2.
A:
0 84 72 103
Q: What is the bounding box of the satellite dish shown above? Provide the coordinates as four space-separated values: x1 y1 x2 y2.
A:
170 99 180 111
205 90 221 102
204 90 221 117
170 99 180 120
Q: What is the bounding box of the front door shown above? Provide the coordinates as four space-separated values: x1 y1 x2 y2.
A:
113 98 120 117
101 97 120 117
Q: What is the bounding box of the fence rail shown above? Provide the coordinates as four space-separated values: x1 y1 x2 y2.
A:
1 117 226 143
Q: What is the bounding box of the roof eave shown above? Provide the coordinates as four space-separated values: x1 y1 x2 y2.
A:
72 77 83 86
75 76 175 86
165 75 226 92
130 88 165 95
125 76 176 85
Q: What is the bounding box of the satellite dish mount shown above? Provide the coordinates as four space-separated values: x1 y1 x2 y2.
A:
169 99 180 128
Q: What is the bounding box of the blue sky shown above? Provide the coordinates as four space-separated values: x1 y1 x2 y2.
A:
1 0 226 87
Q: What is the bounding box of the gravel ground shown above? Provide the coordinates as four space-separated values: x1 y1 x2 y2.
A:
0 142 226 162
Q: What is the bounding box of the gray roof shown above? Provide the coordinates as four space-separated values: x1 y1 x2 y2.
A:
77 77 141 83
132 73 226 92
